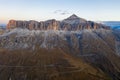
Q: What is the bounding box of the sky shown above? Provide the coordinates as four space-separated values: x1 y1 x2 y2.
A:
0 0 120 24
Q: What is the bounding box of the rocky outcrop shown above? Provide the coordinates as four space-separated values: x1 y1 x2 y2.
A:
7 14 110 30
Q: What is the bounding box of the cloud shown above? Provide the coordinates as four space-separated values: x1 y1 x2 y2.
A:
54 10 62 14
54 10 71 15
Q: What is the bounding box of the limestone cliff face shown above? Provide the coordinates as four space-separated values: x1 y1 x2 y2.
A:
7 20 16 29
7 14 110 30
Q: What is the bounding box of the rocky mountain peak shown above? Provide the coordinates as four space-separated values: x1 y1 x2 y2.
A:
62 14 87 24
66 14 80 19
64 14 86 21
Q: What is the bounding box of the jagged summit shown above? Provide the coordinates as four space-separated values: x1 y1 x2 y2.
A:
66 14 80 19
63 14 87 24
64 14 87 21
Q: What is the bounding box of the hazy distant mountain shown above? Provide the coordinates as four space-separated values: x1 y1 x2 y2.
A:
0 24 6 29
102 21 120 29
0 15 120 80
0 25 6 35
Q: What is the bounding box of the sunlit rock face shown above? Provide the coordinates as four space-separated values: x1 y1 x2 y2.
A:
7 20 16 29
7 14 110 31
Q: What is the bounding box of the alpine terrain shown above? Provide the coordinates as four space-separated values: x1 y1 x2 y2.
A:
0 14 120 80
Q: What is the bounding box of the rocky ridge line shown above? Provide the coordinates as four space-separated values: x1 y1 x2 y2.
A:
7 14 110 31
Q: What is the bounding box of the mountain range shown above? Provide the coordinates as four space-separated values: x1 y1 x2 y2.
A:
0 14 120 80
7 14 109 30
